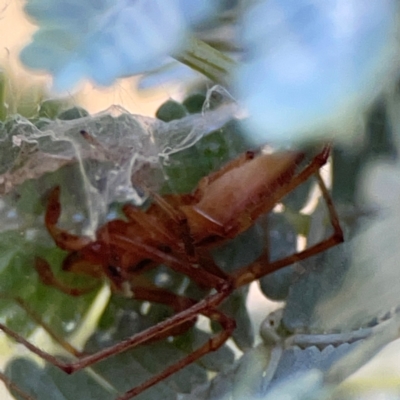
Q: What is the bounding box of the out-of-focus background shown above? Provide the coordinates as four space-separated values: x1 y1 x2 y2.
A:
0 0 175 117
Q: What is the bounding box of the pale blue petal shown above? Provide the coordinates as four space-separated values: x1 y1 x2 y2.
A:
235 0 400 145
21 0 217 91
20 28 81 71
178 0 216 26
138 60 201 90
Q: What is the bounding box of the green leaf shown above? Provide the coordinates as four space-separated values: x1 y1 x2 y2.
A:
57 106 89 121
6 358 115 400
85 328 209 399
0 70 7 122
182 94 206 114
162 121 247 194
281 199 352 333
38 99 69 119
316 161 400 331
156 100 188 122
259 213 297 301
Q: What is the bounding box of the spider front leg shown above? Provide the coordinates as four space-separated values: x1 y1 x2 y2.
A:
122 196 196 260
107 232 228 290
124 197 230 281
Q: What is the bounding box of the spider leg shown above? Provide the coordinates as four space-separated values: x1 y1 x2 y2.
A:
131 283 196 312
116 307 235 400
143 189 198 258
233 168 344 288
108 233 228 290
0 371 35 400
0 282 234 399
129 284 198 341
35 257 99 297
45 187 92 251
0 293 82 358
122 203 179 251
180 149 306 245
196 252 229 279
123 194 229 280
247 146 331 224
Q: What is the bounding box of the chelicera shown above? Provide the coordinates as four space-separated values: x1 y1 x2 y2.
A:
0 145 343 400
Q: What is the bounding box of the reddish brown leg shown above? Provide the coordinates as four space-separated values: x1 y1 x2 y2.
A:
143 189 197 257
46 186 226 290
45 187 92 251
131 284 197 312
117 307 235 400
0 371 34 400
108 233 228 290
122 203 178 249
233 169 344 288
196 252 229 280
0 282 234 397
0 285 223 397
122 194 229 282
0 293 82 358
35 253 216 341
246 147 330 224
140 194 229 279
129 284 198 341
34 257 99 297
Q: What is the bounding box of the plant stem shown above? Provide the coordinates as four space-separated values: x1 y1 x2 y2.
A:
174 36 236 86
0 70 7 121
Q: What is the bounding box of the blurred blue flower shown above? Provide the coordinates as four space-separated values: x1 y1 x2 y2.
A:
137 58 201 90
235 0 400 145
21 0 217 92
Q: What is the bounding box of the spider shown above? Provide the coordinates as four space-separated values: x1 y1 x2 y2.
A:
0 145 343 400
